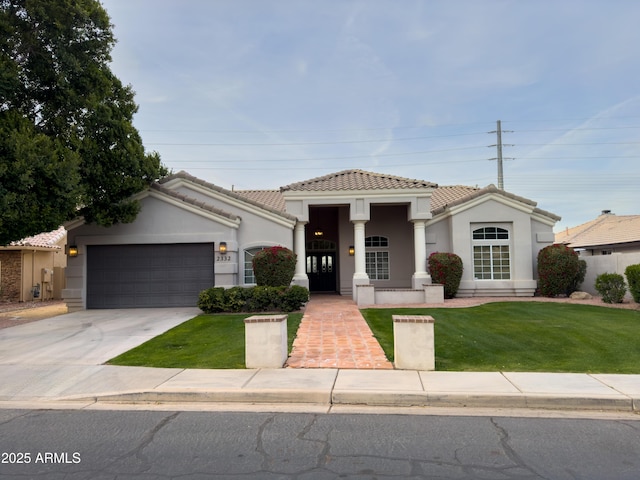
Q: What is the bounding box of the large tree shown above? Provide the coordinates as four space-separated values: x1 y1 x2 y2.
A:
0 0 166 245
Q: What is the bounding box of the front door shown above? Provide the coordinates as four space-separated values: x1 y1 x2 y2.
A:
306 253 337 292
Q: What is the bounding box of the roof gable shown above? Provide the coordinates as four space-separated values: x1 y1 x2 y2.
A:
431 184 561 223
160 171 296 222
280 169 437 192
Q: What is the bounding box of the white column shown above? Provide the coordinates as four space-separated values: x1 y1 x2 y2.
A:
412 219 431 289
292 221 309 288
352 220 369 299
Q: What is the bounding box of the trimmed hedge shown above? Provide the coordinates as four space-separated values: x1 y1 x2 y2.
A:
594 273 627 304
198 285 309 313
252 246 296 287
624 264 640 303
537 244 582 297
428 252 463 299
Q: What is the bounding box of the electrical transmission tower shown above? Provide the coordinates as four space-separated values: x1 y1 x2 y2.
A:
488 120 513 190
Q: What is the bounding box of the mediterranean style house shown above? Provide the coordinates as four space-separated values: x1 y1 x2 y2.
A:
63 169 560 310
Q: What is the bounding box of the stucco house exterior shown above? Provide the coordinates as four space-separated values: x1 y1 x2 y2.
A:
63 169 560 310
0 226 67 303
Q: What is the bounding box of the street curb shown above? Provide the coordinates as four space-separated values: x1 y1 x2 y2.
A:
70 390 638 413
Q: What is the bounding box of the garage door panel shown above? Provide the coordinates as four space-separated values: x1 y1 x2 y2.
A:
87 244 214 309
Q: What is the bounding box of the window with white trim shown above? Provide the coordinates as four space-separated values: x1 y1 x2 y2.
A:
472 227 511 280
365 236 389 280
244 247 266 284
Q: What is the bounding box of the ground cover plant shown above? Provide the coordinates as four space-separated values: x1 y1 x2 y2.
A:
361 302 640 373
108 313 303 369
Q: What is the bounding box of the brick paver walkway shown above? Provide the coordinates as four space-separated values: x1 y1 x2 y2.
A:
286 294 393 369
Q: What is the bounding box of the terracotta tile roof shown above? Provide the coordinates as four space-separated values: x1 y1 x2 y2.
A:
430 184 561 221
150 183 239 221
555 213 640 248
10 226 66 250
430 185 480 211
280 169 438 192
160 171 297 221
234 190 287 212
155 171 560 223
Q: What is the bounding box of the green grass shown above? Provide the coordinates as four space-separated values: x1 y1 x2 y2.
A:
108 313 303 369
361 302 640 373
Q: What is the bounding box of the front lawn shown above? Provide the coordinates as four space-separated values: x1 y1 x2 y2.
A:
361 302 640 373
108 313 303 369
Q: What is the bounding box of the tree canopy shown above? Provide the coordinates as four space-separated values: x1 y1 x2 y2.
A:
0 0 167 245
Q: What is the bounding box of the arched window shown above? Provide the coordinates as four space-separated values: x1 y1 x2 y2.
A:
365 236 389 247
365 236 390 280
244 247 266 284
472 227 510 280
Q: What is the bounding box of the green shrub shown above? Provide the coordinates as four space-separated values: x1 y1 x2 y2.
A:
624 264 640 303
197 287 226 313
428 252 463 299
537 244 581 297
198 285 309 313
248 285 281 311
280 285 310 312
252 246 297 287
595 273 627 304
223 286 250 312
566 259 587 295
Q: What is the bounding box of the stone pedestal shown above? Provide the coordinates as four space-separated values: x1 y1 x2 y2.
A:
424 284 444 303
244 315 288 368
356 284 376 306
393 315 435 370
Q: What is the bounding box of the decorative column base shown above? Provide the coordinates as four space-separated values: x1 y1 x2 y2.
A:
412 272 432 290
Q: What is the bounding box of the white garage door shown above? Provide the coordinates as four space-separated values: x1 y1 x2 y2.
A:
87 243 214 308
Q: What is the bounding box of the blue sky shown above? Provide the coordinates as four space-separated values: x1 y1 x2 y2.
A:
101 0 640 231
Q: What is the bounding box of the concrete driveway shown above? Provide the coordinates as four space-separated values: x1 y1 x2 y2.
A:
0 308 199 401
0 307 200 366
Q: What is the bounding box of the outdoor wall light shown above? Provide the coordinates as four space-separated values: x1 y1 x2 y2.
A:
219 242 227 254
348 245 355 256
314 230 324 237
68 245 79 257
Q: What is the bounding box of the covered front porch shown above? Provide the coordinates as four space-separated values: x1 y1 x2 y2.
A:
289 203 433 299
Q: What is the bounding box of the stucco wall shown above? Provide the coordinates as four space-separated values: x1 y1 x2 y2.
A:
580 252 640 298
447 198 551 296
366 205 414 289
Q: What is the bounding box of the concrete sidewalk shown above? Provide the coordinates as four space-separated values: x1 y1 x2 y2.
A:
0 304 639 413
1 364 639 412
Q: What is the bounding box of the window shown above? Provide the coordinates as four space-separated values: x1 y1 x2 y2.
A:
244 247 265 284
365 236 389 280
366 252 389 280
365 236 389 247
472 227 511 280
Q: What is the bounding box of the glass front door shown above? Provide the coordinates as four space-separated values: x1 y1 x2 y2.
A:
306 253 337 292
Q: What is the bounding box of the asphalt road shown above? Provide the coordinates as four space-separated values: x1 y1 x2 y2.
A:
1 409 639 479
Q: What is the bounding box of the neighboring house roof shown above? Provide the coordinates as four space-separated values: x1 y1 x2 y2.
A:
8 226 66 250
280 169 438 192
555 213 640 248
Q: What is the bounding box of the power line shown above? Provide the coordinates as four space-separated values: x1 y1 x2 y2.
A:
146 132 488 147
